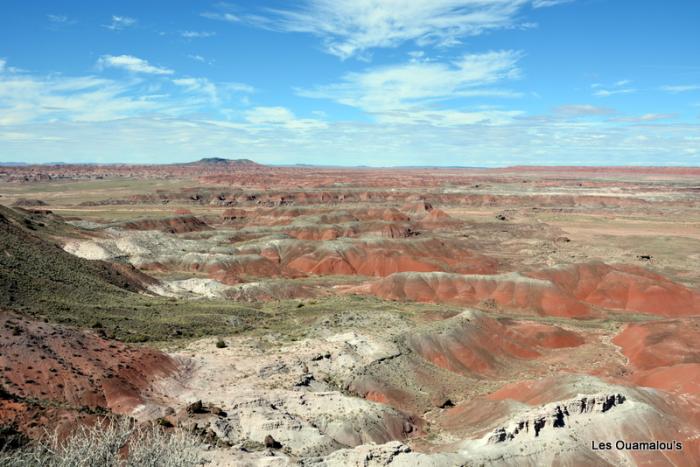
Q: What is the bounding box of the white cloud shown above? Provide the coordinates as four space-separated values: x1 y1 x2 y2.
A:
532 0 573 8
181 30 216 38
245 106 295 124
591 79 636 97
594 88 636 97
0 131 66 142
376 108 524 126
611 113 676 123
660 84 700 93
0 58 5 73
97 55 174 75
0 64 696 166
104 15 136 31
3 115 698 167
553 104 615 117
47 14 75 25
408 50 425 62
0 74 160 124
0 65 256 126
172 77 253 106
201 12 240 23
225 82 256 94
245 106 328 130
242 1 567 59
188 54 207 63
299 50 522 125
173 78 220 103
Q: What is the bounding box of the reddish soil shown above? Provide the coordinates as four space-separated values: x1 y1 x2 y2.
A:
499 166 700 176
406 314 584 377
359 261 700 318
283 239 498 278
529 262 700 317
486 377 573 404
613 319 700 395
185 237 499 284
0 311 178 438
361 271 594 318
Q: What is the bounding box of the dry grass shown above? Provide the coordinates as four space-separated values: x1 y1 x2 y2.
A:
0 418 205 467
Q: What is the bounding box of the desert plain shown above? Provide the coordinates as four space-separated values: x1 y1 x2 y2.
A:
1 159 699 466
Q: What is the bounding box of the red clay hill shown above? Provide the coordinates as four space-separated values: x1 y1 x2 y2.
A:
0 311 178 439
356 261 700 318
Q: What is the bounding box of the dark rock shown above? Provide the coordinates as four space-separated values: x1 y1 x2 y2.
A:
264 434 282 449
186 400 206 414
439 399 455 408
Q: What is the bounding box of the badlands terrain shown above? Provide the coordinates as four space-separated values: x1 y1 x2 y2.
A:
1 159 699 465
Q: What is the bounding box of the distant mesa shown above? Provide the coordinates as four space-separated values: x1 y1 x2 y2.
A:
190 157 261 166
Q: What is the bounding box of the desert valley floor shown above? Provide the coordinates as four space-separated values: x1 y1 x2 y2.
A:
1 160 699 466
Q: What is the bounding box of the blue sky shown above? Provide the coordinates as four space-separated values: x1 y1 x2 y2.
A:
1 1 699 166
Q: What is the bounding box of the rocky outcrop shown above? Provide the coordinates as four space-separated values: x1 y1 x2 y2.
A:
11 198 47 207
486 394 626 444
117 215 212 234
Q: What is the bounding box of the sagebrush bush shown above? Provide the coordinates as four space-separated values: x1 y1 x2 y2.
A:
0 417 205 467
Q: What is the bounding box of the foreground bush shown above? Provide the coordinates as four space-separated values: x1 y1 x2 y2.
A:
0 417 205 467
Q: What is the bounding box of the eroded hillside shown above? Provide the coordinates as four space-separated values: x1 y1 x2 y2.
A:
1 164 699 465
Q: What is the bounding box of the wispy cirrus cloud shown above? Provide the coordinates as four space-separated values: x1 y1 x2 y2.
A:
4 114 698 166
103 15 136 31
47 14 75 25
553 104 615 117
592 80 636 97
244 106 327 130
0 73 158 125
532 0 573 8
187 54 215 66
173 78 220 104
205 1 572 59
299 50 523 125
97 55 174 75
173 78 253 105
0 58 22 74
181 30 216 39
594 88 636 97
611 113 676 123
0 60 254 126
660 84 700 93
1 59 697 166
200 11 240 23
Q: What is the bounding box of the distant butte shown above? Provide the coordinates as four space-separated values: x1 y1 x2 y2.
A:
189 157 261 166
